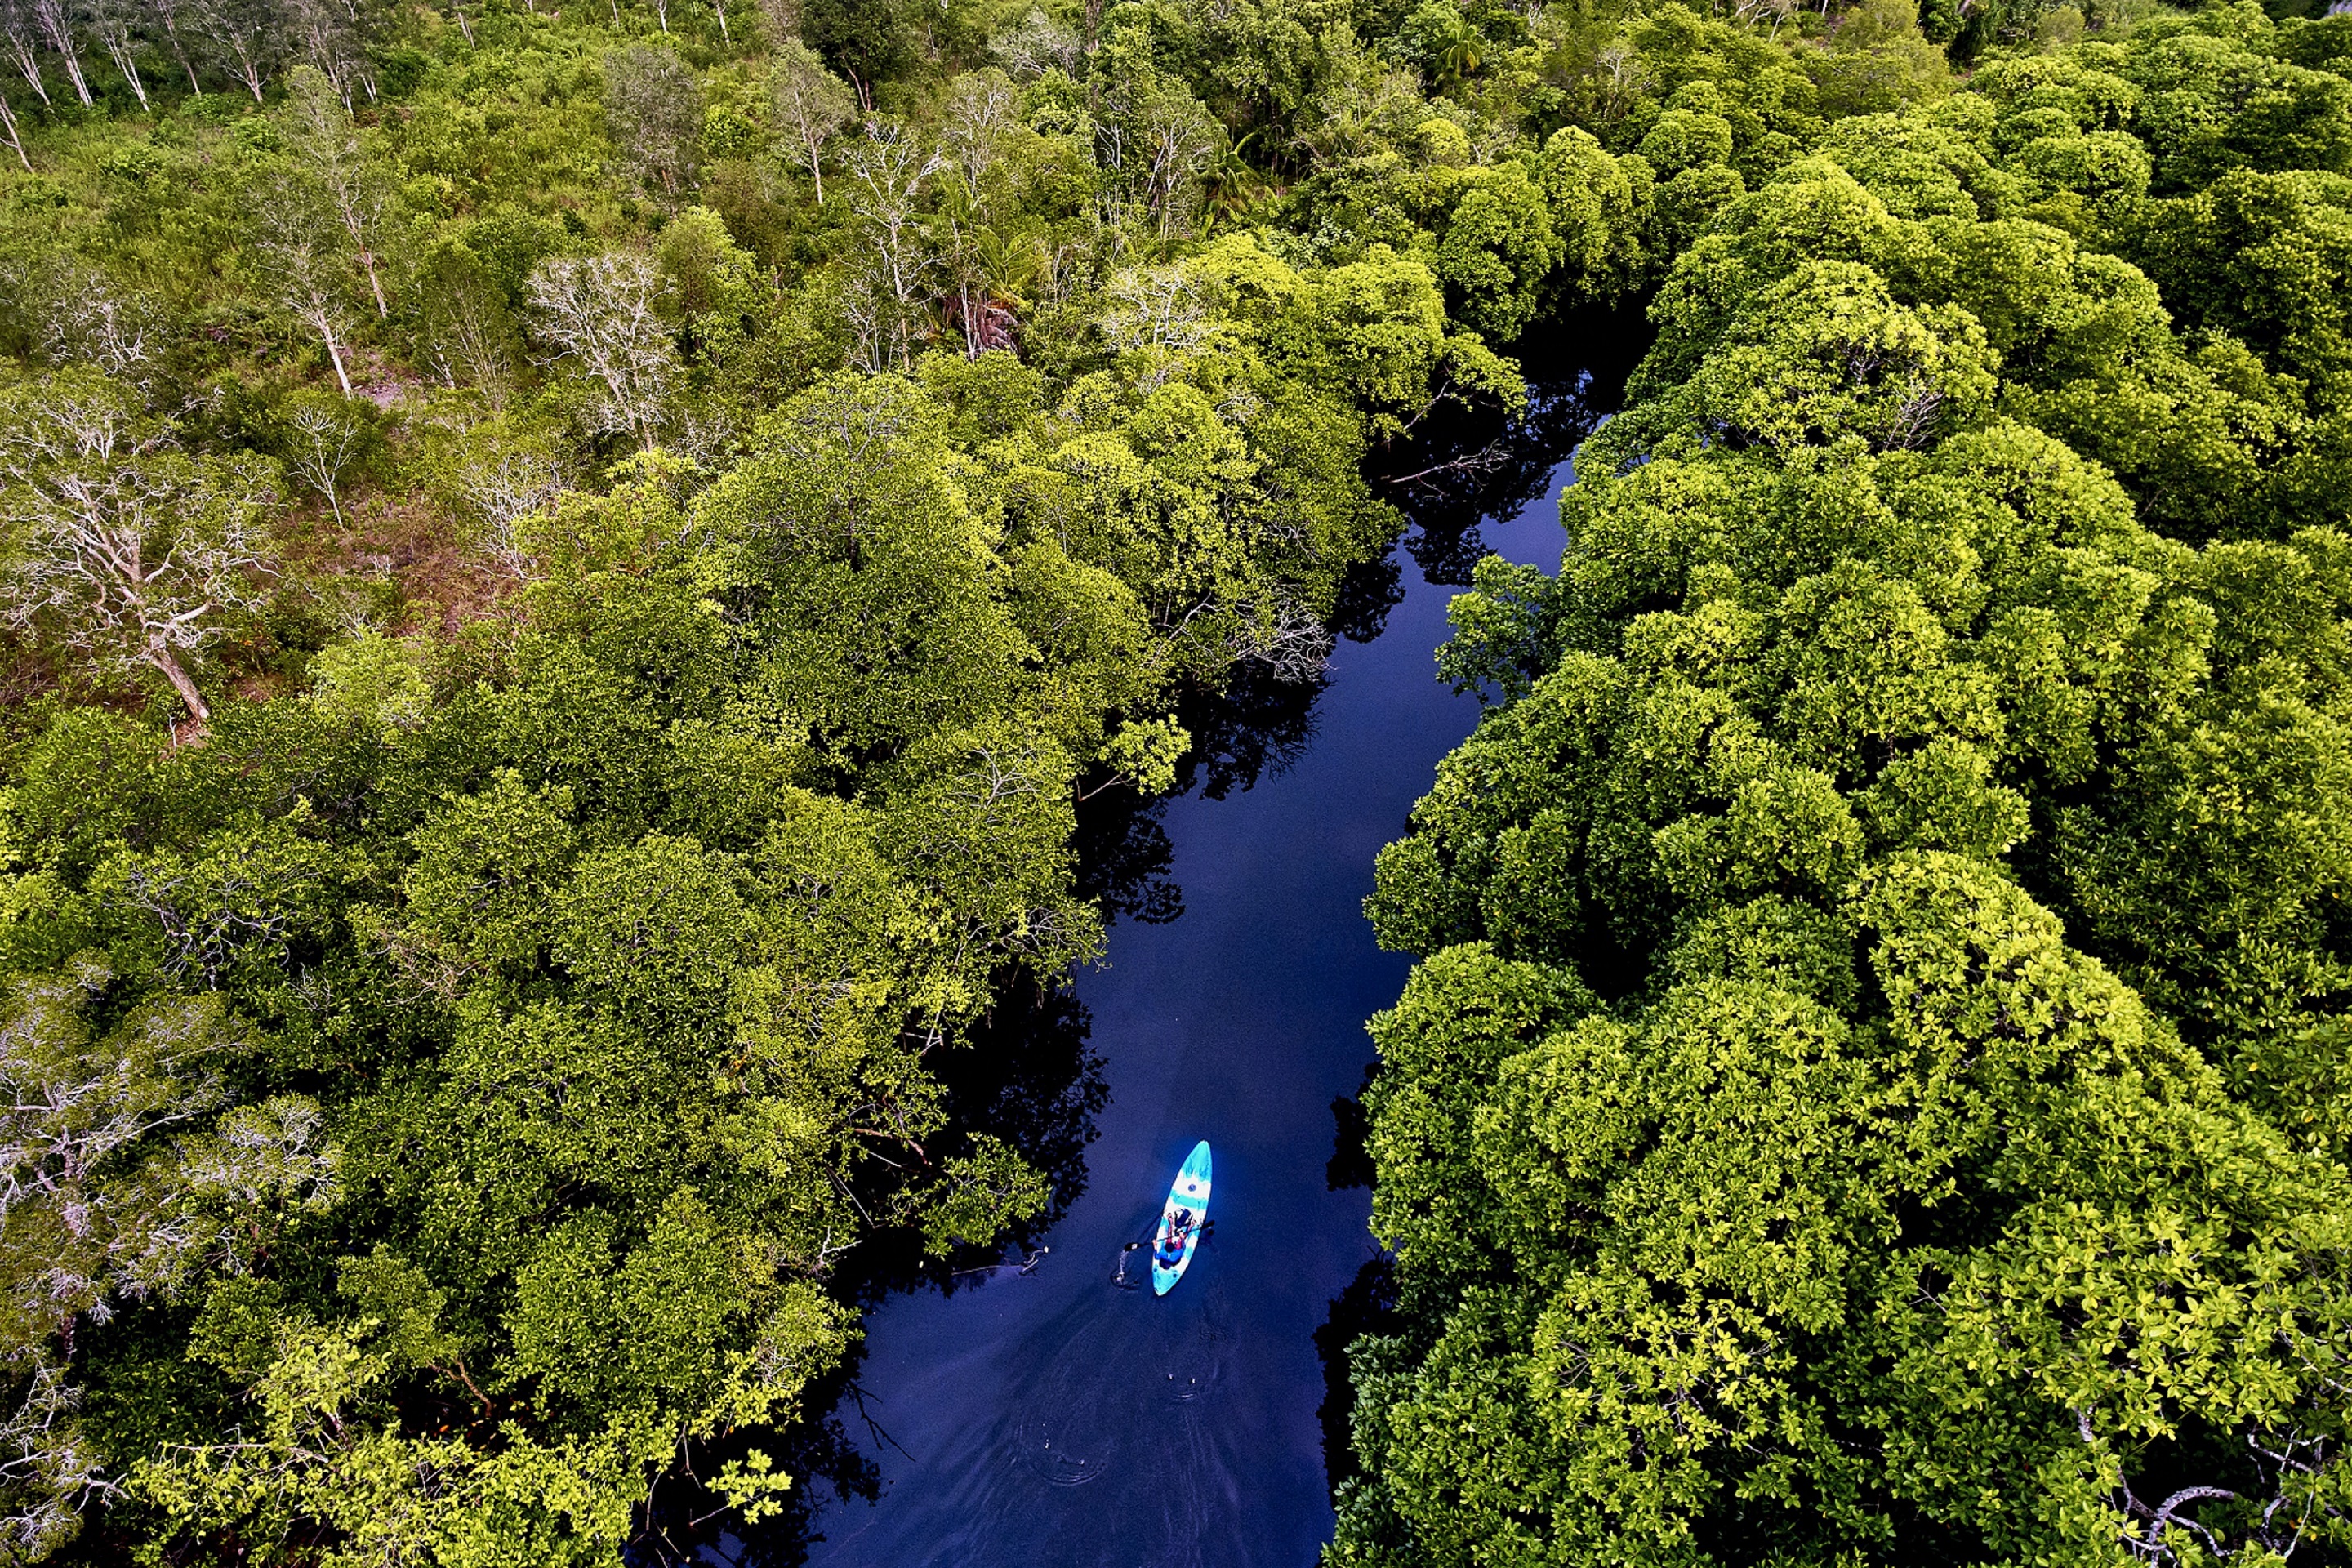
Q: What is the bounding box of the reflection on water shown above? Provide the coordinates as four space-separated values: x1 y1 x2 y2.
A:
732 310 1654 1568
1312 1255 1396 1498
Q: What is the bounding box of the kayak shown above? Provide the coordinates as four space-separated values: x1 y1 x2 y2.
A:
1151 1140 1213 1296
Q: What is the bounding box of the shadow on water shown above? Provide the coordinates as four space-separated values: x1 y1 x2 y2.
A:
675 303 1655 1568
1170 664 1328 804
648 971 1120 1567
1312 1256 1397 1499
718 1167 1253 1567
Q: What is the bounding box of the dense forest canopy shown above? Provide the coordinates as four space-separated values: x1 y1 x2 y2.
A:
0 0 1535 1551
1346 0 2352 1565
0 0 2339 1550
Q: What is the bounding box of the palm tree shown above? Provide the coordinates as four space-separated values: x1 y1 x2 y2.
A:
961 225 1045 352
973 226 1045 305
1434 15 1485 84
1200 131 1263 233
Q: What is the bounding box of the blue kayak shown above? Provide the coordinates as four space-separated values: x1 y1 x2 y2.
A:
1151 1141 1212 1296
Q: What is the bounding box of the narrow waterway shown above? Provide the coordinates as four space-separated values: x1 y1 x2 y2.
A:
793 335 1637 1568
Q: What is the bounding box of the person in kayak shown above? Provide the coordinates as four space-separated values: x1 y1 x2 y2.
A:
1156 1207 1196 1268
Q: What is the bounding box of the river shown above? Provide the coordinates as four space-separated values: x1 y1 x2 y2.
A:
781 325 1642 1568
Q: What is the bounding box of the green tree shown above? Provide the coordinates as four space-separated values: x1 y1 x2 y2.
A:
1430 161 1563 342
1339 29 2352 1553
603 46 705 208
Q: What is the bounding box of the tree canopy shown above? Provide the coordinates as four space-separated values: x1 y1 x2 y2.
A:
0 0 2345 1553
1339 6 2352 1565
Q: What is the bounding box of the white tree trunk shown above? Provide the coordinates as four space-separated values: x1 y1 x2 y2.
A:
33 0 90 103
98 27 149 110
0 95 29 172
4 33 48 104
320 326 352 394
149 646 208 723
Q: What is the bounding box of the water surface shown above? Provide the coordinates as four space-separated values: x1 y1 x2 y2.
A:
796 338 1637 1568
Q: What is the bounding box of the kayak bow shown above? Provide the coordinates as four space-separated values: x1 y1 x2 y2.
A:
1151 1140 1212 1296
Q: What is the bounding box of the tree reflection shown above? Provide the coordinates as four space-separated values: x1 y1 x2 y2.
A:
1073 773 1183 928
1173 662 1325 800
1315 1256 1400 1501
1383 304 1656 592
674 973 1110 1566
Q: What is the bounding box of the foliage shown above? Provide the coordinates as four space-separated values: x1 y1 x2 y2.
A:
0 0 1529 1550
0 0 2341 1554
1338 8 2352 1566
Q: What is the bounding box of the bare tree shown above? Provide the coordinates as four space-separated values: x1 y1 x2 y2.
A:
0 372 278 721
38 261 161 385
987 5 1079 76
252 196 358 395
1730 0 1802 34
85 0 149 109
837 262 893 376
283 0 360 105
188 0 278 100
416 243 518 402
524 251 677 448
1586 35 1651 124
0 960 238 1234
282 66 391 317
139 0 201 95
1098 262 1220 392
1129 81 1218 239
452 430 569 576
283 392 362 526
940 67 1018 207
768 39 853 205
840 119 942 372
1230 587 1334 682
30 0 89 104
754 0 795 45
0 92 28 172
603 44 702 207
0 956 337 1552
0 0 49 104
0 1362 114 1563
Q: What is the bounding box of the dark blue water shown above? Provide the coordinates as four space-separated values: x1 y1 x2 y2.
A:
797 364 1619 1568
